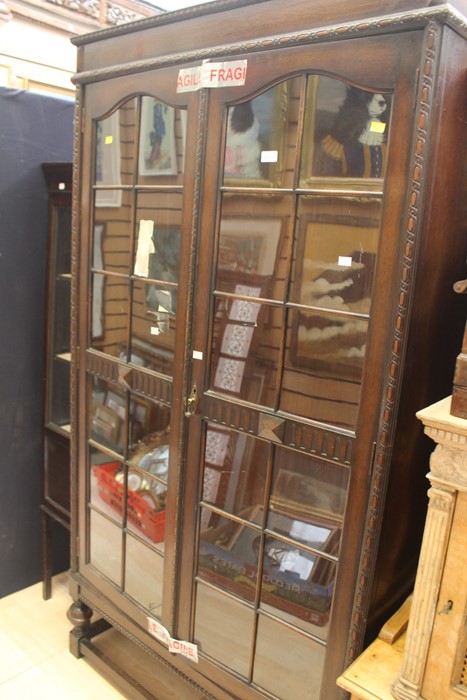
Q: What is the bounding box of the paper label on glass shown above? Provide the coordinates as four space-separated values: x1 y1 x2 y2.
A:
177 61 247 93
147 618 171 645
169 638 199 663
147 618 199 663
134 220 155 277
338 255 352 267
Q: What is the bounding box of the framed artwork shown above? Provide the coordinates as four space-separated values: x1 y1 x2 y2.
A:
95 112 122 208
139 97 177 176
223 81 291 187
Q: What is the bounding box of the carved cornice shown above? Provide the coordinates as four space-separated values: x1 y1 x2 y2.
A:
71 3 466 85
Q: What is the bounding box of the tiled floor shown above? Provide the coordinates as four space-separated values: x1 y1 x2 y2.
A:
0 572 125 699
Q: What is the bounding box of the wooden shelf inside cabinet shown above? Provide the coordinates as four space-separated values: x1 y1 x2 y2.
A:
41 162 72 600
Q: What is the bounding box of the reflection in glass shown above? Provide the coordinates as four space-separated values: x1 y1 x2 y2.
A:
300 75 391 186
53 276 71 354
126 470 166 546
94 99 137 195
260 535 335 638
93 194 133 273
89 376 126 454
202 426 269 520
89 445 123 525
198 510 260 603
54 206 72 275
280 309 367 428
194 583 254 677
216 193 286 301
134 190 182 289
125 535 164 615
49 358 70 427
253 614 325 700
128 395 170 460
138 98 186 182
223 78 301 188
269 448 347 537
131 279 176 374
89 509 122 585
290 197 381 313
90 273 129 359
210 297 278 407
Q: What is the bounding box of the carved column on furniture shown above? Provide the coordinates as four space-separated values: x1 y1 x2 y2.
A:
392 396 467 700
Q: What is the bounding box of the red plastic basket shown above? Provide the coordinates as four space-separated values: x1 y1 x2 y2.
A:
93 462 166 543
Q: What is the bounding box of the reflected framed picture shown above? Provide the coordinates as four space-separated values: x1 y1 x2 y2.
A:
290 207 379 381
139 97 177 176
218 217 282 277
224 81 291 187
95 113 122 208
300 75 391 190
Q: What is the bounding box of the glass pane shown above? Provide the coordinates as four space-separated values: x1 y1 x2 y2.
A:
54 206 71 275
90 273 129 359
94 99 136 190
210 298 279 407
290 196 381 313
194 583 254 677
93 194 133 273
49 357 70 427
216 193 290 302
126 471 166 548
133 190 182 284
125 534 164 616
223 78 301 188
202 425 269 519
89 376 126 454
138 98 186 184
198 510 260 603
260 535 335 638
44 435 70 511
89 445 124 525
52 275 70 354
128 395 170 465
269 448 347 543
281 308 367 428
253 615 325 700
300 75 391 188
89 509 122 585
131 279 176 374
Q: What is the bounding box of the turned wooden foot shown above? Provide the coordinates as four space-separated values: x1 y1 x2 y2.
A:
68 599 93 658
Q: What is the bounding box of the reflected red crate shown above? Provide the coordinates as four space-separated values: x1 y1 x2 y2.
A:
93 462 166 543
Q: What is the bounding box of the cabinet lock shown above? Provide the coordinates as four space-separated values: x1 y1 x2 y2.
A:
185 384 198 417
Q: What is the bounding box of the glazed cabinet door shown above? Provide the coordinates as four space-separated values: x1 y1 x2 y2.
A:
75 67 199 633
177 32 422 700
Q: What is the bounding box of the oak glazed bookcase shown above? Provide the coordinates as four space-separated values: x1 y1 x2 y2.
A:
67 1 467 698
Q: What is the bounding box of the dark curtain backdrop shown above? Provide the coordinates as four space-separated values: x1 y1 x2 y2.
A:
0 87 74 597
